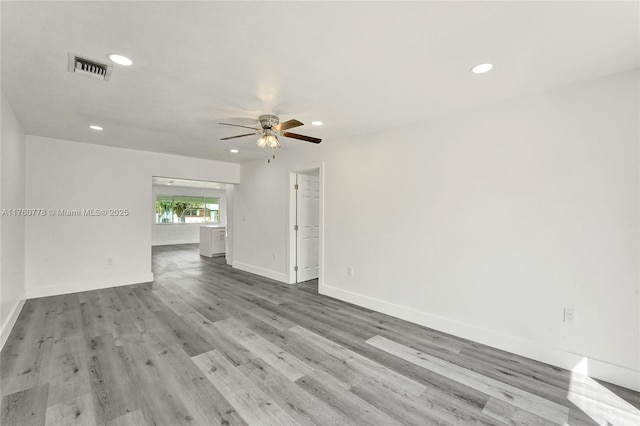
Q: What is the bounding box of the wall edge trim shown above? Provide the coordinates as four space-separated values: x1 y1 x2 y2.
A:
25 273 155 299
232 261 289 284
321 284 640 392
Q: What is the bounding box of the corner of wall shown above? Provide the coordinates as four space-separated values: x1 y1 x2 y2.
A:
0 298 26 350
0 91 28 351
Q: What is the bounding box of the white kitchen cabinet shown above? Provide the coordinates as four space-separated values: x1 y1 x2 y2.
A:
199 226 226 257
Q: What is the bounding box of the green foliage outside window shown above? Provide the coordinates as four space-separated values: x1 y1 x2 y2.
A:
156 196 173 223
155 195 220 224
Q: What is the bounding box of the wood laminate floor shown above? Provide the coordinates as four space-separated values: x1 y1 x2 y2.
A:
2 244 639 425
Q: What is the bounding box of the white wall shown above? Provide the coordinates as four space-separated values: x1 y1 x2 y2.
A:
233 155 300 282
25 136 239 298
225 183 236 265
0 91 27 348
152 185 227 246
232 70 640 390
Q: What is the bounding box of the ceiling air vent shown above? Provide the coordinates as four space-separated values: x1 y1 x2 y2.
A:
67 53 112 81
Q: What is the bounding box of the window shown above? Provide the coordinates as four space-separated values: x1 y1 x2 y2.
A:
205 198 220 222
155 195 221 224
172 195 203 223
155 195 173 223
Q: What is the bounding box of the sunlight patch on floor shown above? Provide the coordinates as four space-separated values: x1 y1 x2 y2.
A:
566 358 640 425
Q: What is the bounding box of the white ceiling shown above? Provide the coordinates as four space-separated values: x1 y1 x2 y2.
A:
2 1 638 163
152 176 226 190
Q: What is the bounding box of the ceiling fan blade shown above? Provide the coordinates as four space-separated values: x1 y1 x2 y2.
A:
219 122 261 131
282 132 322 144
273 119 303 131
220 132 261 141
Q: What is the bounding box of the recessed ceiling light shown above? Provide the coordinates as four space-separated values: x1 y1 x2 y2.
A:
230 149 239 153
89 125 103 131
471 63 493 74
108 54 133 66
311 121 323 126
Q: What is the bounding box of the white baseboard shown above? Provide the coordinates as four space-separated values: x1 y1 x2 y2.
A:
26 272 155 299
232 261 289 284
1 298 26 351
152 239 198 246
321 284 640 392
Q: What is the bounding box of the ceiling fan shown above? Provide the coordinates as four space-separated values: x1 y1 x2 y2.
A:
219 114 322 150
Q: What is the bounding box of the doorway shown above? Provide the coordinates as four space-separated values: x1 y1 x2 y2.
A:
288 163 324 287
151 176 234 265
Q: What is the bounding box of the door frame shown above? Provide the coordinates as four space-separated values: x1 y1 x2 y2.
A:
287 161 325 288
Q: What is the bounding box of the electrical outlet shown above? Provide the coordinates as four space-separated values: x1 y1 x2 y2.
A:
347 266 354 277
564 308 575 323
107 257 113 266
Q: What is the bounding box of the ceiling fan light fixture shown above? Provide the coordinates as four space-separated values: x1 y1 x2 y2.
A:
222 114 321 147
266 134 280 149
256 135 267 148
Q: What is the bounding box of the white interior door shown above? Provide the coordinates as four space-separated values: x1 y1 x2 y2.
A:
296 173 319 282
